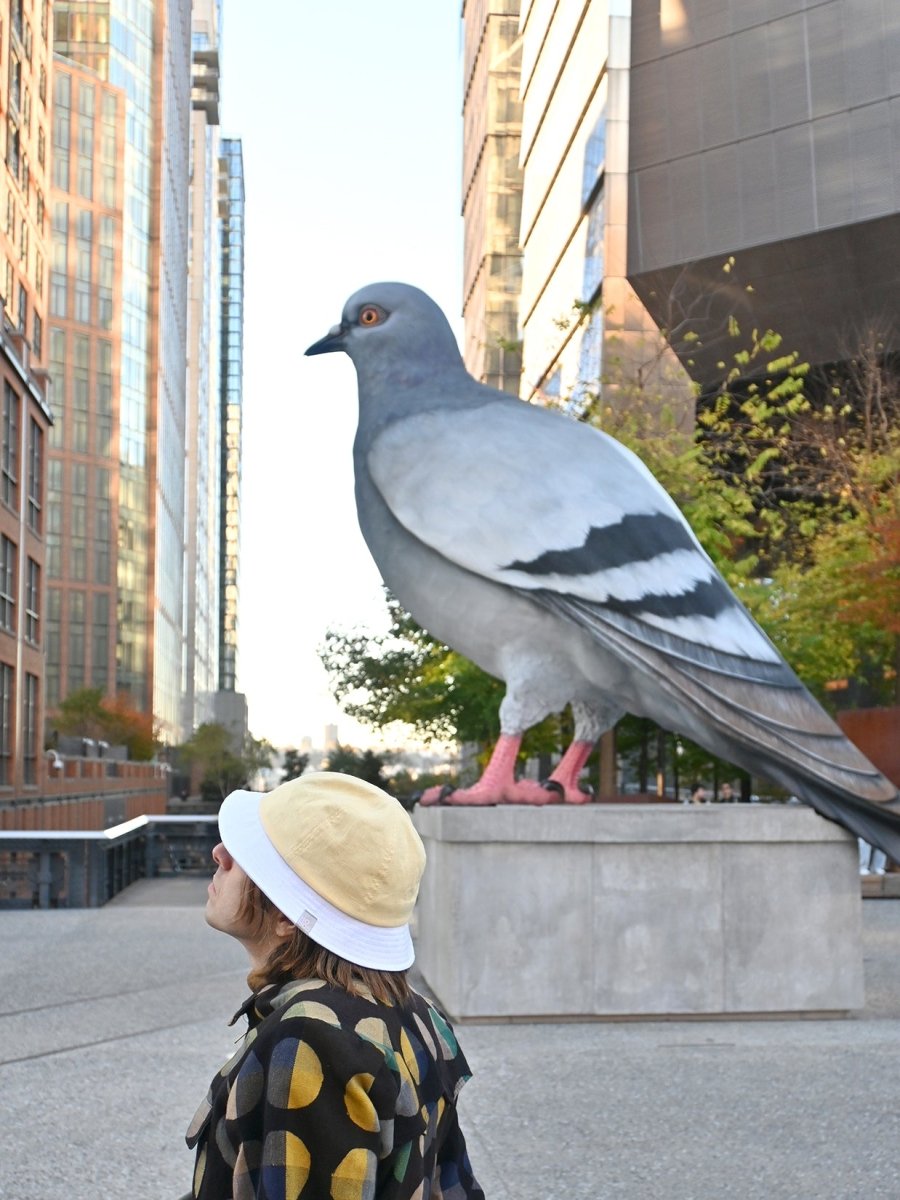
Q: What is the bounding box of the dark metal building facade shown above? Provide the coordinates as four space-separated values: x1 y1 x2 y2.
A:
627 0 900 386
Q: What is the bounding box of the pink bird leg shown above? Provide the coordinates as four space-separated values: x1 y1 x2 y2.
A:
543 738 595 804
419 733 588 806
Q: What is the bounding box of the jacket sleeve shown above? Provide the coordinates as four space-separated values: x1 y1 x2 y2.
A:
435 1101 485 1200
226 1016 400 1200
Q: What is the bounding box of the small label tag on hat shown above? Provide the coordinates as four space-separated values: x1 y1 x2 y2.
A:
298 910 317 933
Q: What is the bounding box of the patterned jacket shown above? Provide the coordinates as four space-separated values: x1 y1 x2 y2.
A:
186 977 484 1200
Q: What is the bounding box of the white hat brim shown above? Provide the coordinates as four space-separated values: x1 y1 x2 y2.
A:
218 790 415 971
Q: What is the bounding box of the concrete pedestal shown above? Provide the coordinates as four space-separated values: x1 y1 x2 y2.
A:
412 804 864 1020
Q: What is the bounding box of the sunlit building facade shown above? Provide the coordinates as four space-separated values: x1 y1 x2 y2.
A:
45 58 123 712
3 0 51 366
216 137 243 702
0 0 53 792
460 1 688 416
515 0 684 412
461 0 523 395
51 0 193 741
183 0 222 733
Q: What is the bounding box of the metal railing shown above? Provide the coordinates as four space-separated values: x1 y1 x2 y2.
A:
0 814 219 909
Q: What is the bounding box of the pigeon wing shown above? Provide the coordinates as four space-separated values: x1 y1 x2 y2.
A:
368 402 897 817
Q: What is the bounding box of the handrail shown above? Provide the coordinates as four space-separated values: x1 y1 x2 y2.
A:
0 814 220 909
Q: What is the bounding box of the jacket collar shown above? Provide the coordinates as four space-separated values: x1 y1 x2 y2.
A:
227 978 338 1029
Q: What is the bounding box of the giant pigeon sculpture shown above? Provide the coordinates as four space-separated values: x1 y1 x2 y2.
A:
306 282 900 860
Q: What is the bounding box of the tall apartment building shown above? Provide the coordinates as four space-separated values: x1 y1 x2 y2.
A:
461 0 524 395
213 135 247 745
0 0 53 790
45 57 123 712
184 0 222 734
49 0 194 741
461 1 688 417
627 0 900 388
516 0 682 411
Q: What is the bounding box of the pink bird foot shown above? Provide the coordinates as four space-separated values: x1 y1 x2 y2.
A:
542 779 594 804
501 778 566 805
417 735 598 806
419 782 498 807
418 778 569 806
419 733 539 806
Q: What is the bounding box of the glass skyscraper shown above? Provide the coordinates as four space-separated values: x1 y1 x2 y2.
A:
50 0 193 739
217 137 243 702
184 0 223 733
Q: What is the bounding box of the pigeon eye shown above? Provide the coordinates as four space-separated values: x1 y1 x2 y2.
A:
359 305 384 327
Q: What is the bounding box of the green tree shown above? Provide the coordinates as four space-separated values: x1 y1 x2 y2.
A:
49 686 157 760
178 723 273 801
322 745 392 790
281 748 309 781
589 276 900 706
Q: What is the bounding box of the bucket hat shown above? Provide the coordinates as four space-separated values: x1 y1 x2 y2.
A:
218 772 426 970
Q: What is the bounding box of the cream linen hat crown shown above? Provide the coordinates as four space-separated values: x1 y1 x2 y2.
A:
217 772 426 970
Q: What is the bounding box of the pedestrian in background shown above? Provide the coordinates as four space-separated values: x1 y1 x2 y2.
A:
184 771 483 1200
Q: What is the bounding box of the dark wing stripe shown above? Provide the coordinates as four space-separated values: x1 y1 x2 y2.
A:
535 590 796 687
501 512 696 577
603 574 735 621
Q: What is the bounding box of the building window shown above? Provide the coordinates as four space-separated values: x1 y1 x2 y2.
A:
9 54 21 116
27 417 42 530
92 592 108 688
50 272 66 318
32 310 42 359
0 536 15 632
46 585 60 708
0 662 12 786
67 591 85 693
50 202 67 317
23 672 37 784
46 535 59 578
25 558 39 643
17 281 26 332
6 119 20 180
52 76 70 192
2 383 19 507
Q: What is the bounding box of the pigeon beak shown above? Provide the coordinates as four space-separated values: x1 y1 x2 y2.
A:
305 322 348 356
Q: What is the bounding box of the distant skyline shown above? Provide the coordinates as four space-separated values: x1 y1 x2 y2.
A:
220 3 464 748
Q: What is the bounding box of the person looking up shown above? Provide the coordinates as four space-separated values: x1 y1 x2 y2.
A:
185 771 483 1200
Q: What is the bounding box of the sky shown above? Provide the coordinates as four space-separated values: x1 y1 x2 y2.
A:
219 3 465 750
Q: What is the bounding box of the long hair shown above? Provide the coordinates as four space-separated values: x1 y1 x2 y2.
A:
238 874 411 1004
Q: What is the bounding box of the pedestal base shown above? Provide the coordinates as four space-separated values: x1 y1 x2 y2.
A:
412 805 864 1020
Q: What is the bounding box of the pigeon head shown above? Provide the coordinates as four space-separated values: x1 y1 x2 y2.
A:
305 282 465 384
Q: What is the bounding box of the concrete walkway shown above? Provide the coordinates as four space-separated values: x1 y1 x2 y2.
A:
1 880 898 1200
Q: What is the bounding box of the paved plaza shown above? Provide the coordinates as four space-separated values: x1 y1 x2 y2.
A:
1 878 898 1200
